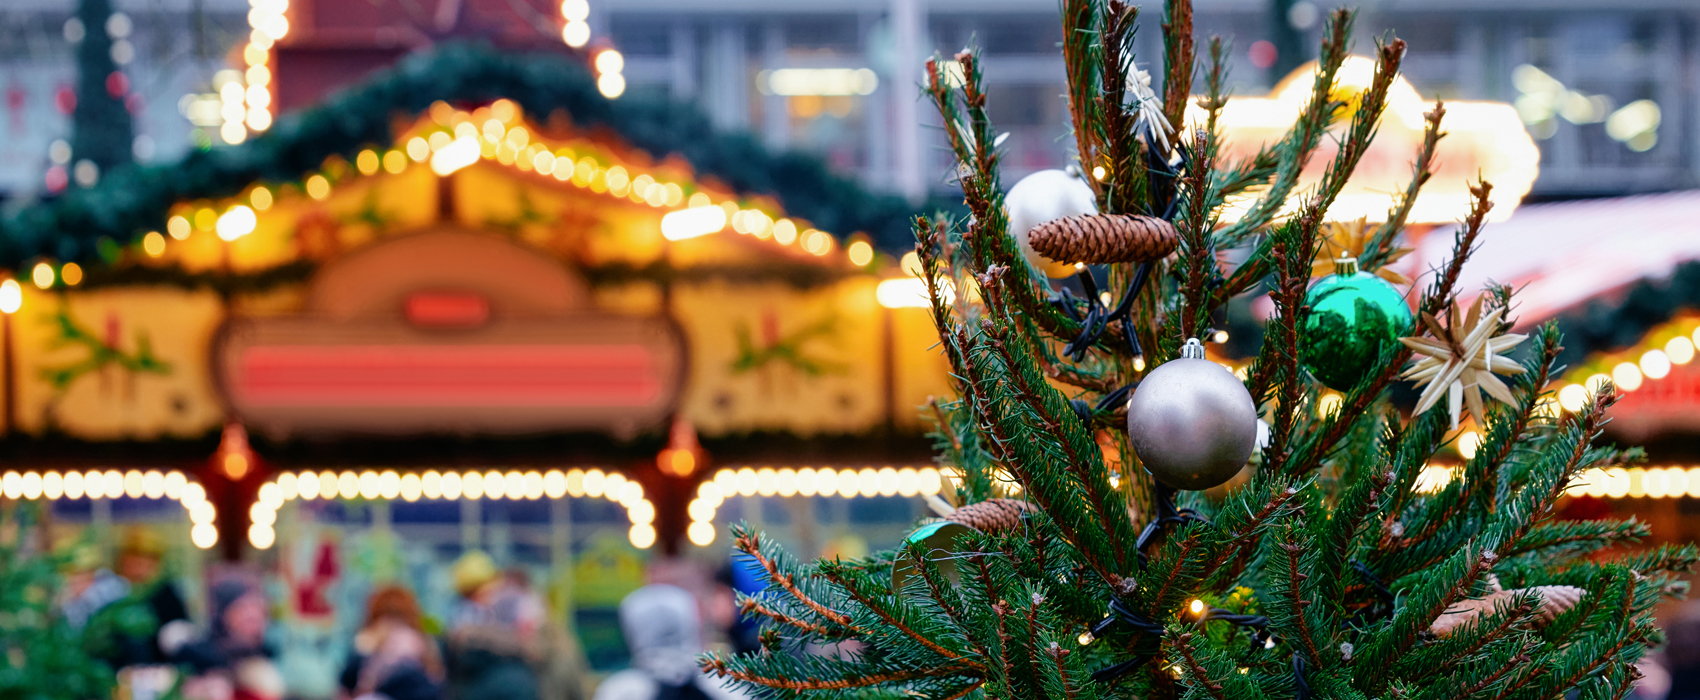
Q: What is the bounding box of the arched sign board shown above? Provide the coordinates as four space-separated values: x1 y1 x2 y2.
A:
214 227 686 438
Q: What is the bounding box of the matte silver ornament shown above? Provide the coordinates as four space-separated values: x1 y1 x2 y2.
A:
1126 338 1259 490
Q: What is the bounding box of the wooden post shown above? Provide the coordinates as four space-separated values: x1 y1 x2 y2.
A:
2 312 14 437
882 305 897 431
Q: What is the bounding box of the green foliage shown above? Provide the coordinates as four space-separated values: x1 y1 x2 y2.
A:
702 1 1692 699
0 43 931 270
732 316 844 377
0 516 156 700
38 305 172 391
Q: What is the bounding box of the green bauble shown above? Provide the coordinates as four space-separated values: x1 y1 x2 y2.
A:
1299 264 1413 391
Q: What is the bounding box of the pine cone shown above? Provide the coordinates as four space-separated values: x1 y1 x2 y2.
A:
1531 585 1585 624
946 498 1037 533
1027 214 1179 265
1429 583 1588 638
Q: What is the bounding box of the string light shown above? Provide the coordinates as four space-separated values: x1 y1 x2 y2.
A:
242 0 281 134
2 470 213 546
31 263 54 289
249 468 665 548
171 101 869 286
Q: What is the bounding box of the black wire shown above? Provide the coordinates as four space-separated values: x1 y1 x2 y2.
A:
1293 653 1312 700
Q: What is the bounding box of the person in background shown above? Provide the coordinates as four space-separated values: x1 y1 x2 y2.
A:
112 526 193 668
445 551 541 700
58 543 131 634
592 584 750 700
1665 600 1700 700
179 579 279 700
339 586 445 700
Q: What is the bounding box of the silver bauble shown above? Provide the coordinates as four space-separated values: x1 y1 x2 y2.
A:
1005 169 1096 278
1127 339 1259 490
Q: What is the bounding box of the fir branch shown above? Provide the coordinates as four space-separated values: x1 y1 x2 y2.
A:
1318 463 1394 602
1456 649 1534 699
1354 547 1499 694
1045 642 1084 700
1403 594 1538 686
1175 128 1220 339
1061 0 1107 203
940 680 987 700
1276 531 1328 667
1173 633 1231 700
1362 101 1446 273
1160 0 1195 133
975 561 1021 687
1198 37 1230 138
1264 218 1315 471
1099 0 1147 214
978 305 1135 575
1040 355 1122 393
732 528 862 633
1394 325 1562 551
924 56 1122 358
1503 519 1650 559
1305 37 1407 218
1419 180 1494 317
738 596 840 638
1211 9 1353 250
1495 579 1640 700
819 563 980 666
1137 521 1215 620
1206 481 1302 586
701 655 966 691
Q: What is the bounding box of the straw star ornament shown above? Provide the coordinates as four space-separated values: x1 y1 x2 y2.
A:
1311 217 1414 285
1399 297 1527 429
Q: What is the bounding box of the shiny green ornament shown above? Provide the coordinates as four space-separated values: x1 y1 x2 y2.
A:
1299 258 1413 391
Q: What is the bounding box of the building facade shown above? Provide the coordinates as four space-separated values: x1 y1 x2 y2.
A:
0 0 1694 202
599 0 1699 200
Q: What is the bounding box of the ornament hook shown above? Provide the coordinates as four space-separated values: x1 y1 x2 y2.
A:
1180 337 1205 360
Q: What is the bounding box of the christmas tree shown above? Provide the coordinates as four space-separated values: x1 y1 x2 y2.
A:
702 1 1697 699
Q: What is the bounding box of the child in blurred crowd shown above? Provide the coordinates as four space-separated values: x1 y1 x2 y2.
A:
445 552 541 700
592 584 748 700
340 585 444 700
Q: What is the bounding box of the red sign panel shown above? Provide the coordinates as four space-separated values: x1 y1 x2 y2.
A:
238 344 662 407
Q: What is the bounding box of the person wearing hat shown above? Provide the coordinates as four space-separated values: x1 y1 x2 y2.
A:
444 551 542 700
111 526 193 668
58 541 131 633
592 584 750 700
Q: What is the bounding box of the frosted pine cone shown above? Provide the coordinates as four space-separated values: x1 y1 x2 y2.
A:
1430 580 1587 638
946 498 1037 533
1530 585 1585 624
1027 214 1179 265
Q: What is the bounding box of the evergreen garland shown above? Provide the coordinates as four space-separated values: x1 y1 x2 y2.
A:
0 42 928 270
1550 259 1700 369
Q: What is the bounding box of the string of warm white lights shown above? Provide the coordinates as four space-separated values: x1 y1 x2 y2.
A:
252 468 656 550
116 100 875 278
0 470 218 549
1555 318 1697 411
1410 464 1700 501
683 466 946 546
234 0 286 143
560 0 591 48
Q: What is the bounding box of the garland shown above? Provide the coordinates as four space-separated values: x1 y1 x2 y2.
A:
0 42 932 270
1549 260 1700 368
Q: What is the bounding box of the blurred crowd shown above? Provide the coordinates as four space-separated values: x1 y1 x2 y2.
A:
58 528 756 700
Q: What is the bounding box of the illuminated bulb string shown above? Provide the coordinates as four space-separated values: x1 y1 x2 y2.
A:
253 468 658 549
0 470 217 548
